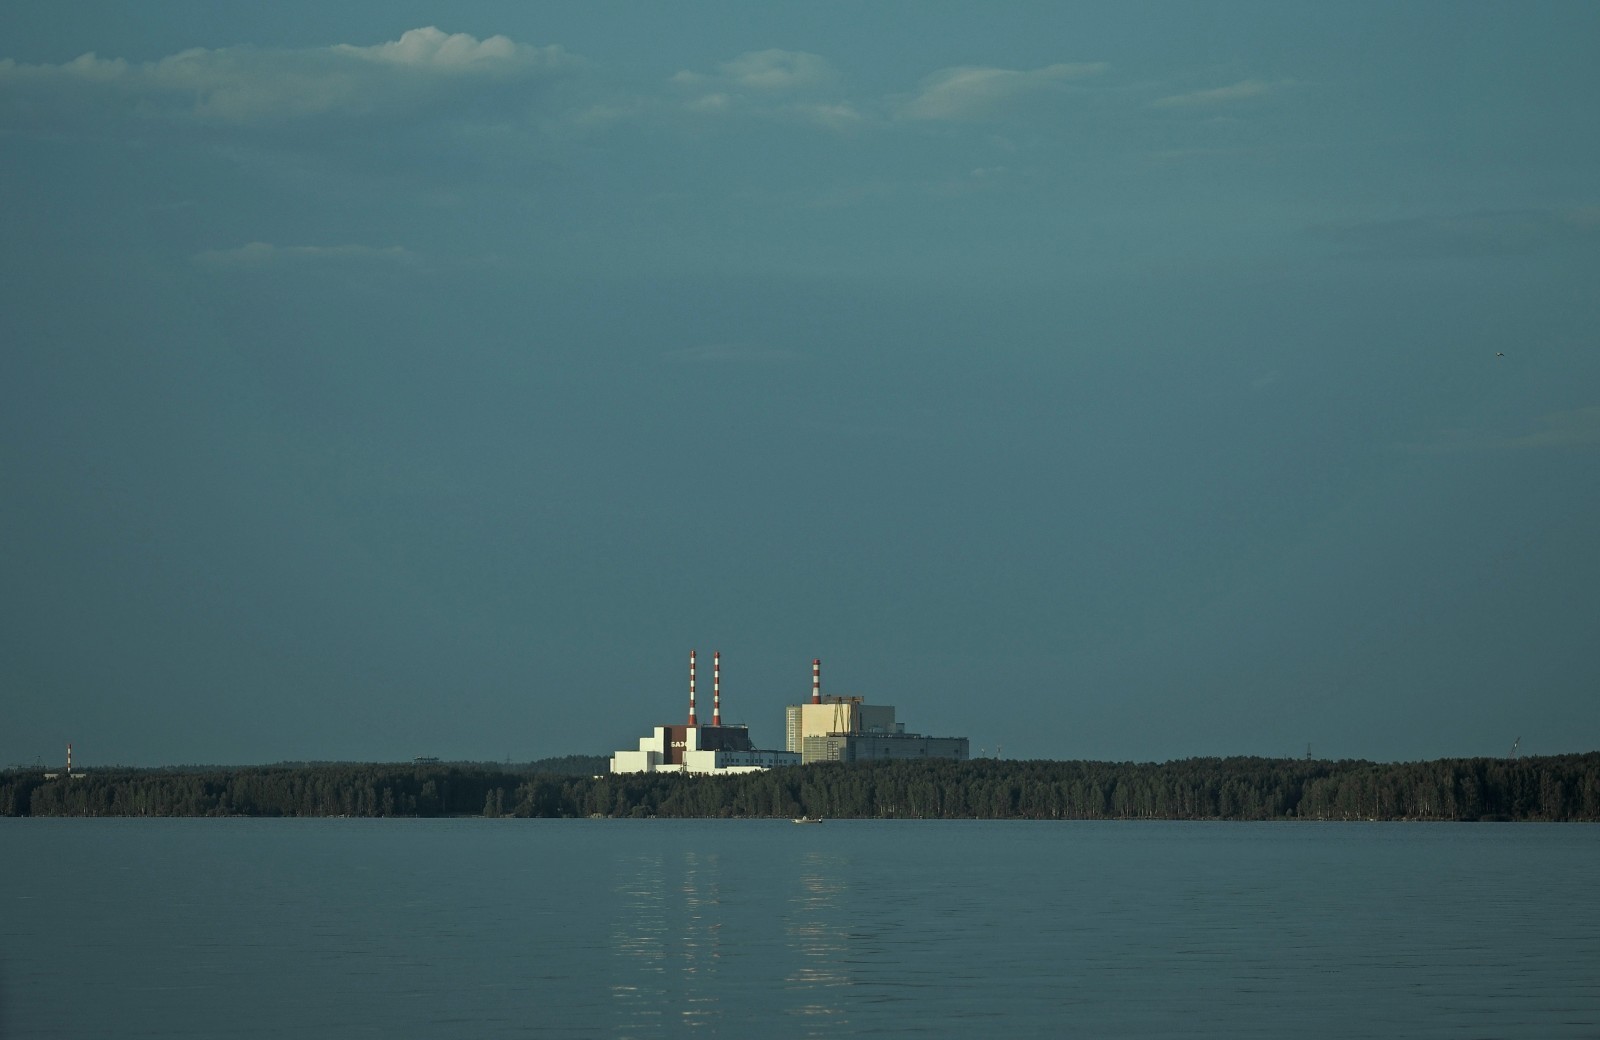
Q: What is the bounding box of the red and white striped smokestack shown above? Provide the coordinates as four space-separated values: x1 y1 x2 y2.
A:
67 742 73 776
712 651 722 726
812 659 821 704
688 649 698 727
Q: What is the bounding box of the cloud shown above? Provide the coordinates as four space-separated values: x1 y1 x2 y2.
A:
1152 78 1282 109
713 49 839 92
787 101 865 129
335 27 530 69
0 27 573 126
667 49 859 128
662 343 804 365
899 62 1107 121
1311 208 1600 259
1406 406 1600 454
194 242 419 268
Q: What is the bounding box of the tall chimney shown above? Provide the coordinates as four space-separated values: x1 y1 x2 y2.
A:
688 649 698 727
67 742 73 776
712 651 722 727
812 658 821 704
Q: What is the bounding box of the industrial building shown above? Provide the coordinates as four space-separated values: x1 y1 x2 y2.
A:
610 651 800 775
609 653 968 775
785 659 969 764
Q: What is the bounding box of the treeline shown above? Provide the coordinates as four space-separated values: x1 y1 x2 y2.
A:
3 754 1597 820
0 757 608 819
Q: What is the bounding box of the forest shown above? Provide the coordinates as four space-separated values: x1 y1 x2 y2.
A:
4 753 1598 821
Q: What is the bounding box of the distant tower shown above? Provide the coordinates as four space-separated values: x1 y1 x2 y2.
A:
712 651 722 727
688 649 698 727
812 659 822 705
66 742 73 777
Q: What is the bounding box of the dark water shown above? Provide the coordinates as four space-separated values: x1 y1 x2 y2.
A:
3 819 1596 1038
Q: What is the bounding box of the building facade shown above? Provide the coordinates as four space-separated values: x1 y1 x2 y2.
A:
800 732 970 764
610 723 800 775
785 699 899 756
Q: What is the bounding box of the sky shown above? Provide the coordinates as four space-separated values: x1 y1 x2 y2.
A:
3 2 1598 767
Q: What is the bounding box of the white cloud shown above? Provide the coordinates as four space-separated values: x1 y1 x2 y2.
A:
667 49 859 128
673 49 839 94
194 242 419 268
899 62 1107 121
717 49 839 92
0 27 573 125
787 101 864 129
1152 79 1284 109
336 27 526 69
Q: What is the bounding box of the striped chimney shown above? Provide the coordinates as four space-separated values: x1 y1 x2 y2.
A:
712 651 722 726
688 649 698 727
812 658 821 704
67 742 73 776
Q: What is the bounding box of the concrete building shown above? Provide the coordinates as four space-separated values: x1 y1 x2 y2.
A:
609 651 800 775
611 723 799 775
785 700 899 754
785 659 969 765
801 733 970 764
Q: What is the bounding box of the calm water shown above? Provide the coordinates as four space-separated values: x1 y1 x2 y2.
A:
2 819 1596 1038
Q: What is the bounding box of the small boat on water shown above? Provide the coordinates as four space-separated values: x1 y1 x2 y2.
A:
792 816 823 824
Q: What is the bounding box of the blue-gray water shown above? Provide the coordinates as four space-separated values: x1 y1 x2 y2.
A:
3 819 1597 1038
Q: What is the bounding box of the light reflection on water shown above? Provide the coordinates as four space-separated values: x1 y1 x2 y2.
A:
610 848 728 1036
3 819 1598 1038
607 844 866 1037
784 852 853 1028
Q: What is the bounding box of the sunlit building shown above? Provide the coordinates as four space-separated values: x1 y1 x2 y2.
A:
785 659 968 765
609 651 799 775
609 653 967 775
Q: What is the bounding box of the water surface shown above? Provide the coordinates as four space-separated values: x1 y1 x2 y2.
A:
3 819 1596 1038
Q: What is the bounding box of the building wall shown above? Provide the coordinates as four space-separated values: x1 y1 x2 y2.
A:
800 735 844 764
610 726 670 774
684 748 800 773
859 704 898 734
612 724 795 775
803 733 968 764
788 700 901 762
789 698 898 758
785 705 801 753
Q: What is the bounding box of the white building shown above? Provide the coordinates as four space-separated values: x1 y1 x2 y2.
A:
610 723 799 775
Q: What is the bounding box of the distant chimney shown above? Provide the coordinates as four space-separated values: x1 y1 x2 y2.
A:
812 659 821 704
688 649 698 727
66 742 73 776
713 651 722 727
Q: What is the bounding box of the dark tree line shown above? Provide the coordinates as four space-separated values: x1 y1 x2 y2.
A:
4 754 1597 820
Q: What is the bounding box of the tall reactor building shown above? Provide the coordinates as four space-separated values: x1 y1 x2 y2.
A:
785 659 969 765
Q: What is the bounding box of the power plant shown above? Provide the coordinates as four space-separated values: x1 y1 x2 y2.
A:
609 653 968 775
